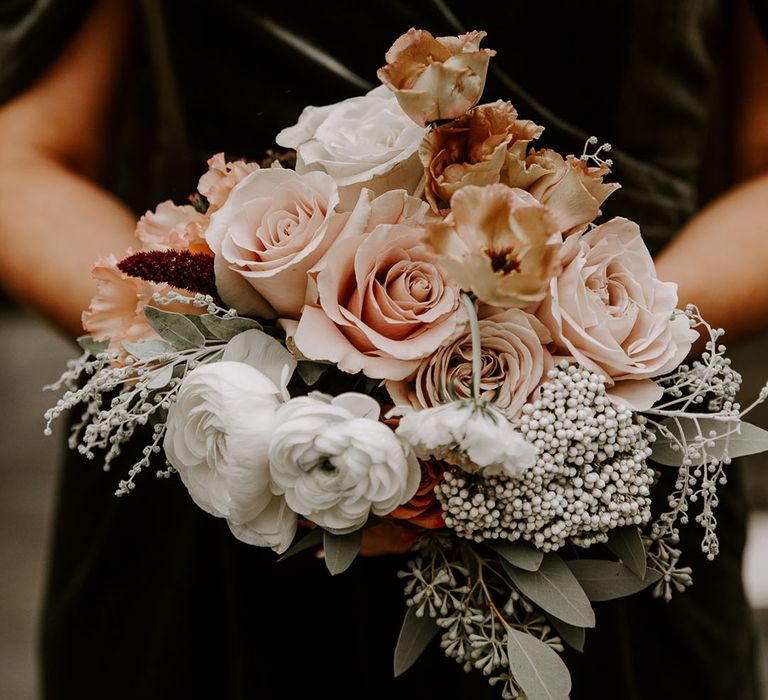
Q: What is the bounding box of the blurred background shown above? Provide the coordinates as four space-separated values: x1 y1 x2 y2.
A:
2 301 768 698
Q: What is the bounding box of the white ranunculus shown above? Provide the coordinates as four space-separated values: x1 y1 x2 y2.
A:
395 401 537 478
268 392 421 534
228 494 297 555
276 85 428 211
163 330 298 553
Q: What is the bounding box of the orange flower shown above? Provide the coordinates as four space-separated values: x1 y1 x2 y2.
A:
388 459 446 529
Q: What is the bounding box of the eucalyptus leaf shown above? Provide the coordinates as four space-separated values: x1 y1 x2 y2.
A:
323 529 362 576
123 339 176 361
296 361 330 387
278 527 324 562
506 627 572 700
650 417 768 466
490 541 544 572
606 526 647 578
144 306 206 350
548 616 585 653
144 363 175 390
566 560 661 601
501 554 595 628
77 335 108 355
199 313 262 341
393 606 439 677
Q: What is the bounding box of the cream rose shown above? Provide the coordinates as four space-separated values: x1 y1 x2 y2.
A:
294 203 463 381
427 184 561 308
275 85 427 211
205 167 348 319
388 305 553 419
536 218 697 409
420 101 543 211
268 393 421 534
377 29 496 127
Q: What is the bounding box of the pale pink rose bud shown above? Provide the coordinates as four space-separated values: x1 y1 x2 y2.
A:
377 29 496 127
135 201 209 252
197 152 260 213
426 184 561 308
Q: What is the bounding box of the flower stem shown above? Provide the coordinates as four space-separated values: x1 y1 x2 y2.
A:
461 293 482 401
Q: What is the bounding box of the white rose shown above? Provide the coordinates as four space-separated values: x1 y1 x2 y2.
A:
395 401 537 478
164 330 298 552
268 392 421 534
276 85 428 211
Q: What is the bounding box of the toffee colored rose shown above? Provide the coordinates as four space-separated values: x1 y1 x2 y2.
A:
205 167 347 319
507 149 619 233
276 85 426 211
377 29 496 127
420 101 543 211
387 305 553 419
536 217 697 409
388 459 447 529
426 184 561 308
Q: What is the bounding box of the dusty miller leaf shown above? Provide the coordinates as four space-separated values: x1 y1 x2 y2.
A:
199 313 262 341
490 541 544 572
650 417 768 466
76 335 108 355
123 339 176 361
506 627 572 700
393 606 439 677
144 306 206 350
566 560 661 601
606 526 647 578
323 529 362 575
501 553 595 628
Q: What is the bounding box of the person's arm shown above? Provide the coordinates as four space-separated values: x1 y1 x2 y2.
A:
654 0 768 342
0 0 136 338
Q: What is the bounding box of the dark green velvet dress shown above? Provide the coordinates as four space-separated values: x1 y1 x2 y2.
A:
2 1 765 698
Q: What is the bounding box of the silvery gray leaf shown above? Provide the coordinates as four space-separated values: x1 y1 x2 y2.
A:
296 361 330 387
144 363 175 390
506 627 572 700
278 527 324 562
144 306 206 350
566 560 661 601
548 616 585 652
76 335 109 355
123 339 176 361
606 526 647 578
323 529 362 576
501 554 595 628
650 417 768 466
199 313 262 341
490 541 544 572
393 606 439 678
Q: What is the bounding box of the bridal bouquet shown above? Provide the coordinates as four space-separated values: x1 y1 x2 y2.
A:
46 28 768 699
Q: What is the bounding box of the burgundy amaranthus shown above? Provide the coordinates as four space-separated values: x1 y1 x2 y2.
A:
118 250 219 300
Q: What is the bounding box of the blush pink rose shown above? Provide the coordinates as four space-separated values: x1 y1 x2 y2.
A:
135 201 210 253
198 152 260 212
205 167 348 319
82 254 195 354
536 218 698 409
294 193 462 380
377 29 496 127
388 305 553 418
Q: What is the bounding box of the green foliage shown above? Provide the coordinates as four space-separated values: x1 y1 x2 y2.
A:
506 627 571 700
490 541 544 572
606 526 647 578
393 606 440 677
323 529 362 575
566 560 660 601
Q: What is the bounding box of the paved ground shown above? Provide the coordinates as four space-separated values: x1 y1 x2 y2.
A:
2 307 768 699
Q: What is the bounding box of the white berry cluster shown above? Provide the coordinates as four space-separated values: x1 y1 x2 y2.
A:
435 362 655 550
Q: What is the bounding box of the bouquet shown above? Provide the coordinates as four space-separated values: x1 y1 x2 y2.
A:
46 28 768 699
